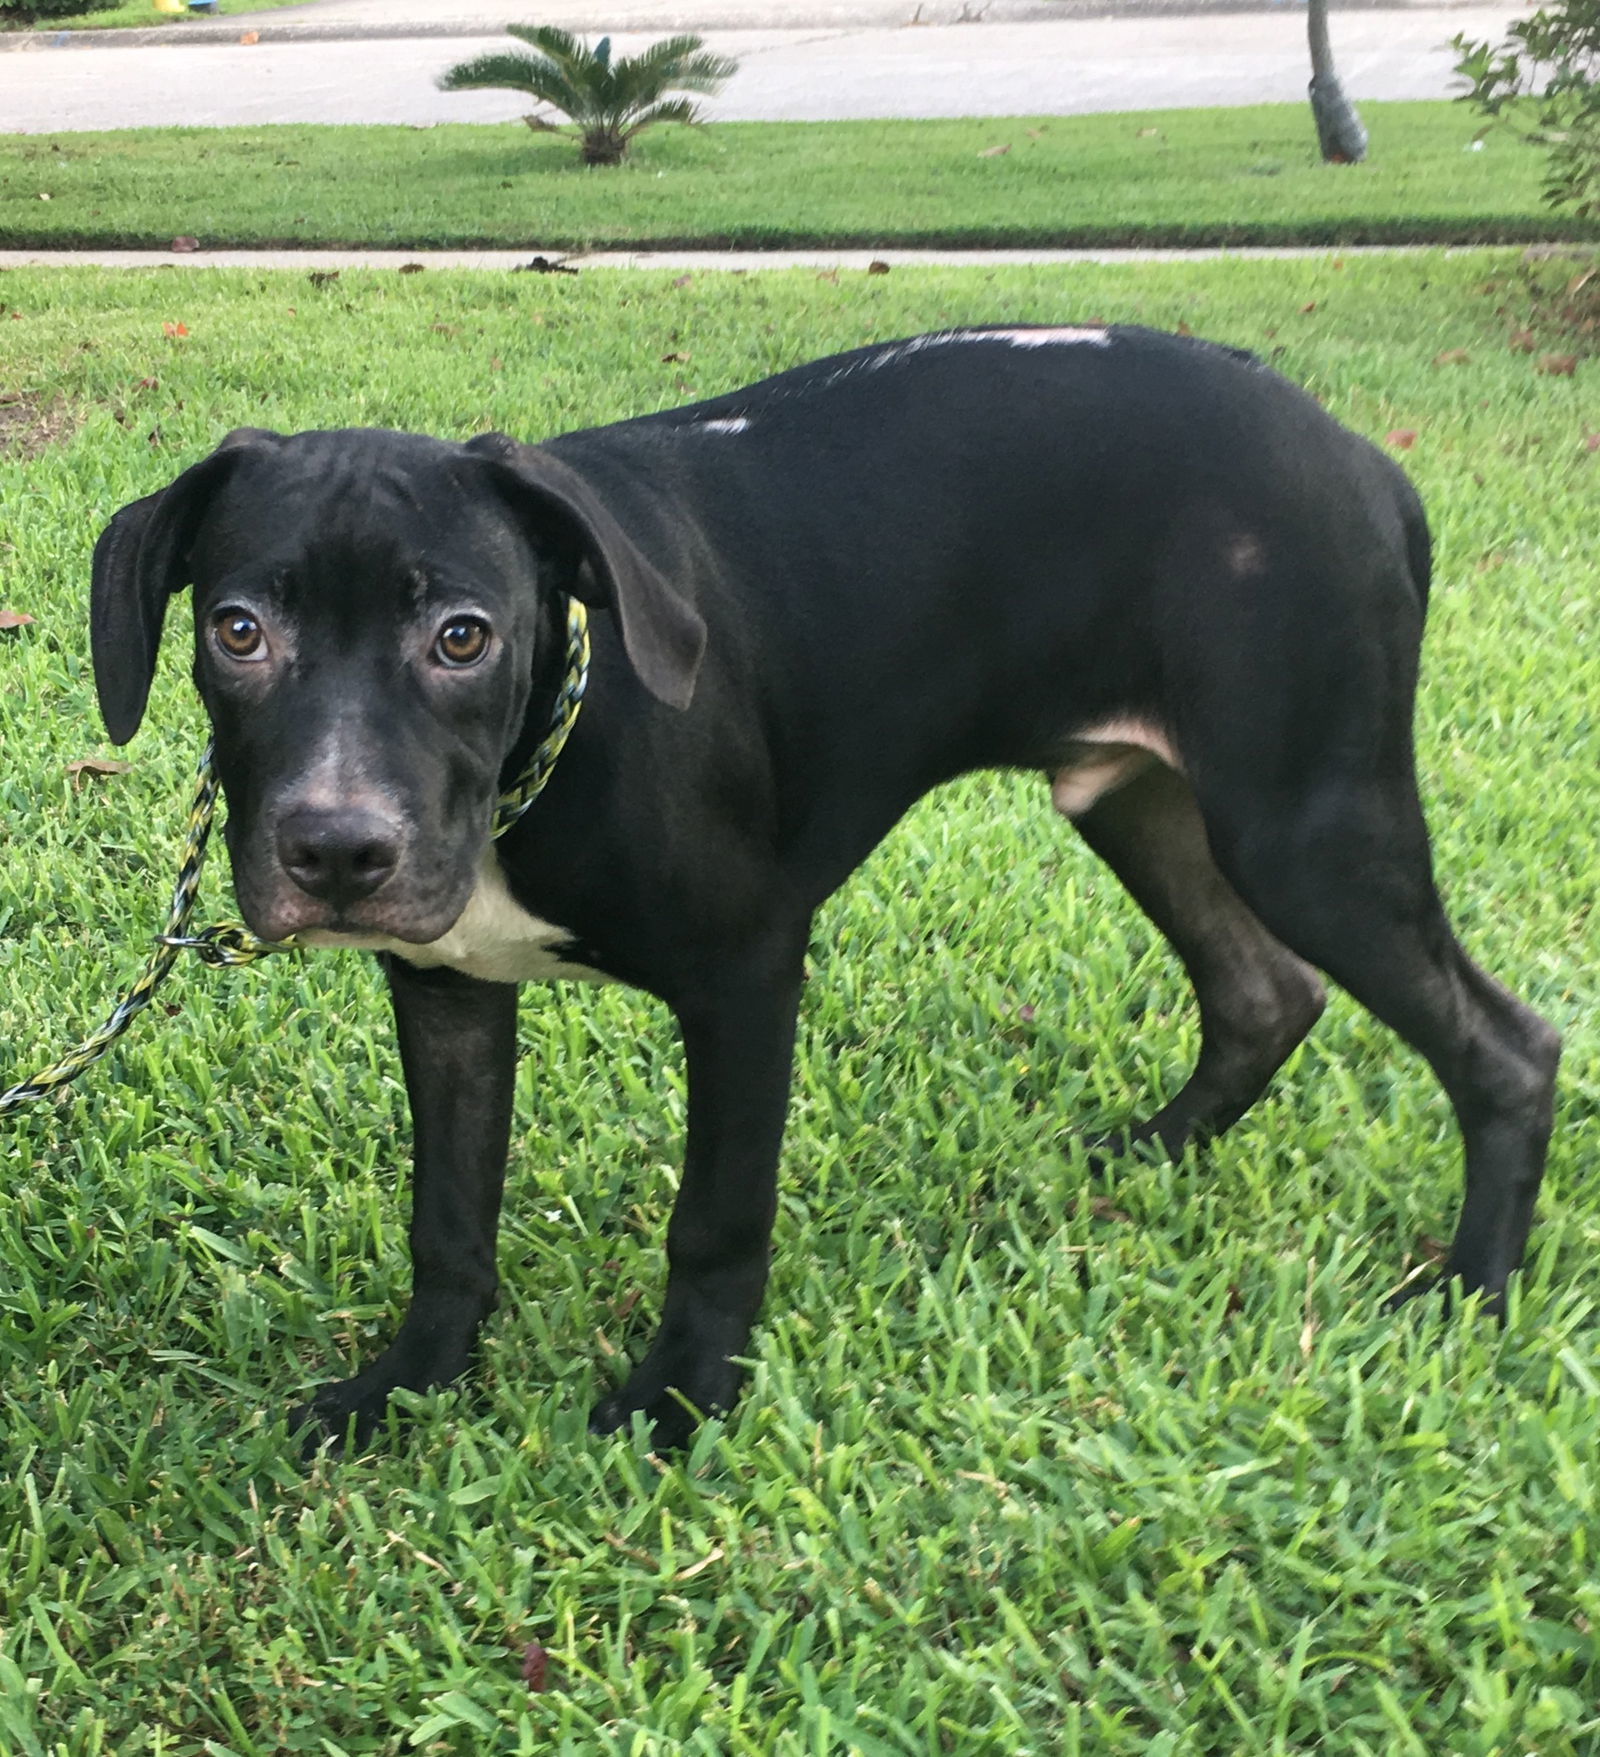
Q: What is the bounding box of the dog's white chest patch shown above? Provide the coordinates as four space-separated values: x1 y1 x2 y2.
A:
322 854 607 985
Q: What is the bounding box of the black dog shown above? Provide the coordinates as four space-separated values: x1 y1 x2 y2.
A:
90 326 1560 1452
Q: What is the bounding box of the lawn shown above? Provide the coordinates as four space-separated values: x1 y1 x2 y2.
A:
3 101 1597 250
0 255 1596 1755
7 0 314 32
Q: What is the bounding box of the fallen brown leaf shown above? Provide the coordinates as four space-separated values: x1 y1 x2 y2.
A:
66 757 132 786
170 236 199 254
866 260 891 275
1535 353 1578 376
1509 327 1536 352
978 143 1010 158
162 321 189 338
522 1642 549 1693
1432 349 1471 367
1385 429 1418 450
0 608 34 630
238 29 259 43
660 351 690 364
398 263 425 275
671 274 694 288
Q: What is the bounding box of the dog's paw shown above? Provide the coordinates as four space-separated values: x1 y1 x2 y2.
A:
1382 1272 1441 1315
1077 1124 1165 1180
588 1354 741 1451
588 1384 704 1451
288 1377 394 1461
1385 1271 1506 1323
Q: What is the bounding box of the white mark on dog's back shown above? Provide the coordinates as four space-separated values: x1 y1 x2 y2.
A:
973 327 1111 348
696 416 750 435
866 327 1111 372
1050 718 1181 818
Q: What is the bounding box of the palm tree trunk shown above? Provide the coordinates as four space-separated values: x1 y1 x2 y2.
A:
1308 0 1368 164
580 128 628 165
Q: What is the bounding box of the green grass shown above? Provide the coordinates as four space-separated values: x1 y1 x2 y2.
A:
3 101 1596 250
9 0 314 33
1 255 1597 1755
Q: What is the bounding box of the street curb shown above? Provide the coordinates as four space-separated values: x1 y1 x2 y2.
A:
4 0 1509 52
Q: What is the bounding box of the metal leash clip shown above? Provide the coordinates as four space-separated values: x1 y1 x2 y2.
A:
155 924 298 966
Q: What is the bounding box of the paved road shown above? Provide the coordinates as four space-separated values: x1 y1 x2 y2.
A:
3 11 1514 130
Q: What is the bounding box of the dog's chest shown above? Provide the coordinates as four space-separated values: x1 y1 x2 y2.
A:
382 856 607 985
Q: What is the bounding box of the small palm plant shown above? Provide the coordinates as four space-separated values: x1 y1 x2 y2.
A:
438 26 738 167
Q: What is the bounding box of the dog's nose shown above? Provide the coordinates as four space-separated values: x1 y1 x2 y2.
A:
275 808 401 907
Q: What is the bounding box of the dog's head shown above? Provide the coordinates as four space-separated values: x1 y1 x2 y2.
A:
91 428 705 945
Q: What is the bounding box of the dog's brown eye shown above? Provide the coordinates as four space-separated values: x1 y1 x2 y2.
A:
214 610 264 660
435 617 491 667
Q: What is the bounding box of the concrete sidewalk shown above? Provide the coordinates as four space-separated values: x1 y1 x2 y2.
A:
0 245 1487 270
9 0 1509 50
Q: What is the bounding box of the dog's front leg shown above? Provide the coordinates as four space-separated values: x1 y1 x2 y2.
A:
291 957 518 1455
590 970 803 1448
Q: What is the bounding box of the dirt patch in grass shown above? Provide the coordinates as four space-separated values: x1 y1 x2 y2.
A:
0 390 78 457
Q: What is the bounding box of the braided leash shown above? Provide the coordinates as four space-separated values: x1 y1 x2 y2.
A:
0 599 590 1117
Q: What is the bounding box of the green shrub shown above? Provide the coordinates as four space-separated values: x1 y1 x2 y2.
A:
1454 0 1600 220
438 26 737 166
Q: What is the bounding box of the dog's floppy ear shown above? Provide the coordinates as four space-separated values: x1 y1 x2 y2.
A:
464 432 706 712
90 428 280 745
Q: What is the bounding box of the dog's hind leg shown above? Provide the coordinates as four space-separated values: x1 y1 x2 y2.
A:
1194 764 1560 1308
1066 761 1326 1160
